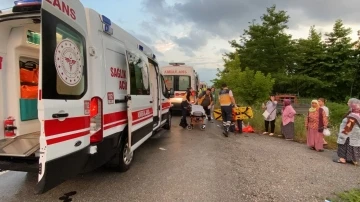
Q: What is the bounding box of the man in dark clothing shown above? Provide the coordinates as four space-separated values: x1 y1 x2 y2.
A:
179 87 192 128
197 88 213 121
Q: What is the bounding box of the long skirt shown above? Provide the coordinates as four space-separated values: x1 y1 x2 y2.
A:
337 138 360 163
307 128 324 151
281 122 295 139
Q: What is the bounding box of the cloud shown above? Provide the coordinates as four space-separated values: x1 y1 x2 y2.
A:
171 29 209 56
142 0 360 39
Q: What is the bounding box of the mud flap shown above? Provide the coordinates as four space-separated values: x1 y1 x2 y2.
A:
35 146 89 194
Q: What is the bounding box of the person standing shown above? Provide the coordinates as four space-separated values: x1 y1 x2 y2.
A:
318 98 329 145
281 99 296 140
219 83 236 137
197 88 213 122
335 98 360 165
305 100 328 152
262 95 278 136
210 87 217 122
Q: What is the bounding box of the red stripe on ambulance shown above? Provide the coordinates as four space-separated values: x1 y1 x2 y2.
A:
46 130 90 145
104 111 127 125
44 116 90 137
162 102 171 110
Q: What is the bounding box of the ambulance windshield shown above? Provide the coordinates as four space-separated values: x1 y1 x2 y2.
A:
163 75 191 91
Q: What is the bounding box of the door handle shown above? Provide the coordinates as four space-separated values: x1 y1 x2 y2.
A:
162 99 165 101
150 101 153 103
52 113 69 118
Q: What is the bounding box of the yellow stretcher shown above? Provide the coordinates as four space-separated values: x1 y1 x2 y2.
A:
213 106 254 121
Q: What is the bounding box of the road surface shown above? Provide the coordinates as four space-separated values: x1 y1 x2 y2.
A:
0 117 359 202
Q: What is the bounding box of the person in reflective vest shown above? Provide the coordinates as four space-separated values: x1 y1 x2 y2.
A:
219 83 236 137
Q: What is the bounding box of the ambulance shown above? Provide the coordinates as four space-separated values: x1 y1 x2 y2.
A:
161 63 199 111
0 0 172 194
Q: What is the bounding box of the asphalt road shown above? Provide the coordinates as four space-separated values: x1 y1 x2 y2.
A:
0 117 360 202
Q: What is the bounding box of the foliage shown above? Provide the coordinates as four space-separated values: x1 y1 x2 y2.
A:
220 5 360 102
212 54 275 105
329 189 360 202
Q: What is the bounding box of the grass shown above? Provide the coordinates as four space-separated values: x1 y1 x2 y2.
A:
242 106 339 149
328 189 360 202
213 96 349 150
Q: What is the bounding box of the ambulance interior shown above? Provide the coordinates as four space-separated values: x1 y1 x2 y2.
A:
0 17 42 167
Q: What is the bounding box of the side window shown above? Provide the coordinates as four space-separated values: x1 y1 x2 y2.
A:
41 10 87 100
127 51 150 95
163 75 174 90
160 76 168 97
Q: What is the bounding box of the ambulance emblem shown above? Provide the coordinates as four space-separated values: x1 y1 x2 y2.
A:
54 39 83 86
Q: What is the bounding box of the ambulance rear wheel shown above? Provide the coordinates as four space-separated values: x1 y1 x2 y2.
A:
117 137 133 172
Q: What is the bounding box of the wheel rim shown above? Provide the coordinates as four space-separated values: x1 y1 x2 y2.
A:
123 143 133 165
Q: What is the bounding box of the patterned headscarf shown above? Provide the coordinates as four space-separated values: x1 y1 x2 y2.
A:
348 98 357 107
282 99 291 110
309 100 319 112
350 99 360 114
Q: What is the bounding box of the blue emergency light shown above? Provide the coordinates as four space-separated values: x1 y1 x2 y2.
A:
152 54 156 60
13 0 41 12
14 0 41 6
101 15 113 35
138 45 144 51
101 15 111 26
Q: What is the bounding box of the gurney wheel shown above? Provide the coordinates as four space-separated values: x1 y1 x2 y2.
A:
201 125 206 130
187 125 193 130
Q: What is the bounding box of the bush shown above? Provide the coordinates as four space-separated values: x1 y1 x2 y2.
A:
212 55 275 105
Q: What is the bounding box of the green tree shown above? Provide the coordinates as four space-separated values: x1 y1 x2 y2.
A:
212 55 275 105
320 20 359 101
227 5 294 75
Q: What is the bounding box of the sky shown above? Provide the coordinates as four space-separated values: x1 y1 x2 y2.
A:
2 0 360 85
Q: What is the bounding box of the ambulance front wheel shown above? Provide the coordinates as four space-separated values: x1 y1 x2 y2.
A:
117 137 134 172
163 112 172 130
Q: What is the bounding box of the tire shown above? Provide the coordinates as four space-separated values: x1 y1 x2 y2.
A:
116 136 134 172
163 112 172 130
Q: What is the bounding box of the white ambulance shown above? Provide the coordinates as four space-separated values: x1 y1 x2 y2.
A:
0 0 172 194
161 63 199 111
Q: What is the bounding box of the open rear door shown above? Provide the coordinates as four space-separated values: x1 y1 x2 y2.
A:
36 0 90 194
125 50 153 152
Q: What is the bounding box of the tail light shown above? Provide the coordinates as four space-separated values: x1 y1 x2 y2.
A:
90 97 103 144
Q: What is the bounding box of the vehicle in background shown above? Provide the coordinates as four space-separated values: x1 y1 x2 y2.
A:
275 94 310 115
199 81 208 92
161 63 199 111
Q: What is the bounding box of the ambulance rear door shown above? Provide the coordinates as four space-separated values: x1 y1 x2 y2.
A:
37 0 91 194
125 50 153 151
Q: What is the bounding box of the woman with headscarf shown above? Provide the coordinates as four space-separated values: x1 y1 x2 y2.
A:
305 100 328 152
344 98 358 118
281 99 296 140
335 99 360 165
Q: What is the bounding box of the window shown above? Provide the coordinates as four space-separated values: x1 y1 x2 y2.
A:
160 75 168 97
178 76 190 91
163 75 174 90
127 51 150 95
41 10 87 100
